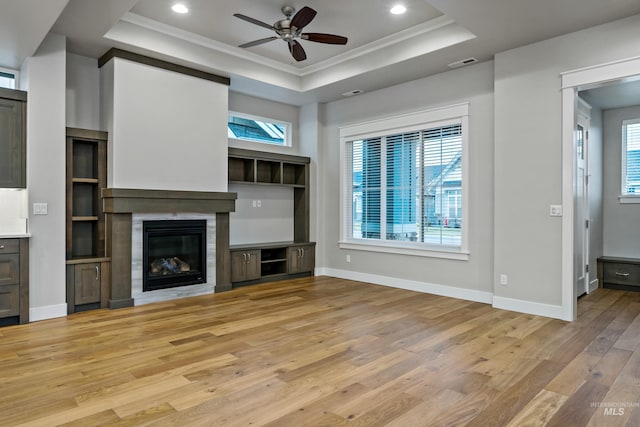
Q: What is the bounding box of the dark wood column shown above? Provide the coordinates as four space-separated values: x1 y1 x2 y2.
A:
105 213 134 308
215 213 231 292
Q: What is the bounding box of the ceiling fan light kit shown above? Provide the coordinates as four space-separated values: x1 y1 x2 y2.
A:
234 5 348 62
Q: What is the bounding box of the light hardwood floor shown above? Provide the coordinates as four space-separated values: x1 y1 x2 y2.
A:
1 276 639 426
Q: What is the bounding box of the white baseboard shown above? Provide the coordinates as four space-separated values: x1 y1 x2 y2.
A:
492 296 563 319
29 304 67 322
588 279 599 293
317 267 493 304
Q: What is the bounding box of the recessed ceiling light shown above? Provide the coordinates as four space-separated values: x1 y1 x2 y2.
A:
171 3 189 14
390 4 407 15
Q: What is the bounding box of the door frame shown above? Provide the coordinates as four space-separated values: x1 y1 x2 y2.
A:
561 55 640 321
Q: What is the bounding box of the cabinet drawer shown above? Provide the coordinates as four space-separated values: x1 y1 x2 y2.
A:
603 262 640 286
0 254 19 286
0 239 20 255
0 284 19 317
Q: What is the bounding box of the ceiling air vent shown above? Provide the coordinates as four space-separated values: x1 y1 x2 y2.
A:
448 57 478 69
342 89 364 97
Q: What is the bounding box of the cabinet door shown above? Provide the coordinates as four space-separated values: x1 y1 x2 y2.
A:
0 97 25 188
0 254 19 287
74 263 101 305
231 250 261 282
0 285 19 317
288 245 315 274
245 250 261 280
231 251 247 282
298 245 315 273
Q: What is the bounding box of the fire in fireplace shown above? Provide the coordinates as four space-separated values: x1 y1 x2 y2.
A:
143 220 206 292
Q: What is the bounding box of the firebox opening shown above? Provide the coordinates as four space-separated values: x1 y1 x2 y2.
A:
143 220 206 292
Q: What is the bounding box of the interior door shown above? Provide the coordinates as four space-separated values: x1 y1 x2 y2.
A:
574 99 591 297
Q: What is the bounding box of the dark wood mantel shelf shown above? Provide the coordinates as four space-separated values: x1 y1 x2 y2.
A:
102 188 237 214
102 188 237 309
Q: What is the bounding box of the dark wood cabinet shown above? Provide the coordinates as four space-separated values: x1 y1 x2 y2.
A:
228 149 314 287
65 128 110 312
288 244 315 274
230 249 261 282
66 259 110 312
598 257 640 290
0 238 29 325
0 88 27 188
230 242 315 286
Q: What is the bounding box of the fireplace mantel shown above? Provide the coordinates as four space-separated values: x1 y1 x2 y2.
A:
102 188 237 308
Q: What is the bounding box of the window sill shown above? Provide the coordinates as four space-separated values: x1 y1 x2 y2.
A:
619 195 640 204
338 240 469 261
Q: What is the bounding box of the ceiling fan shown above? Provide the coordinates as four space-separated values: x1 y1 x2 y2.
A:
234 5 348 62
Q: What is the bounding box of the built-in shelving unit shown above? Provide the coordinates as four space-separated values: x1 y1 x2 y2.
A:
228 147 310 242
65 128 110 313
228 148 314 286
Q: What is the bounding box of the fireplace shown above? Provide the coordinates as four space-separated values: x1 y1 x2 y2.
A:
143 220 206 292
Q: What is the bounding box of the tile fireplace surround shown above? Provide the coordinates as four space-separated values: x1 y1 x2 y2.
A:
102 188 236 309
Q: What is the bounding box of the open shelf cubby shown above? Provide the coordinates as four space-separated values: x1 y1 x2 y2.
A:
256 160 281 184
282 162 306 186
228 157 255 183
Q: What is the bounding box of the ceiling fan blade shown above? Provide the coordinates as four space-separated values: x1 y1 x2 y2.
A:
233 13 274 31
289 40 307 62
290 6 316 30
302 33 348 45
239 37 278 48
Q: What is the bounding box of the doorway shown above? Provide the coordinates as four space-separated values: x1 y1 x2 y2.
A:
561 56 640 321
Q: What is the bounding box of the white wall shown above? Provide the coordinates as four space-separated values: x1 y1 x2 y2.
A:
103 57 228 192
66 53 100 130
603 105 640 257
493 14 640 310
229 183 294 245
21 33 67 321
319 60 495 300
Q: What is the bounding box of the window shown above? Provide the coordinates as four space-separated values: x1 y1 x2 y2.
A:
228 112 291 147
622 118 640 198
340 103 468 259
0 68 18 89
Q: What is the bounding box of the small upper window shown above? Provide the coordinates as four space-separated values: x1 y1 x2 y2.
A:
228 112 291 147
622 118 640 196
0 68 18 90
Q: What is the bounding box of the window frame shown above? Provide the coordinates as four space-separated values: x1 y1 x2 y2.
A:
339 103 469 260
620 118 640 204
227 111 292 148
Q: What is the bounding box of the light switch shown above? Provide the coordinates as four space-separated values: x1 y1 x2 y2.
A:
33 203 48 215
549 205 563 217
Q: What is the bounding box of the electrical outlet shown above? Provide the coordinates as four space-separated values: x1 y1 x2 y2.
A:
500 274 508 286
346 254 351 263
252 200 257 208
257 200 262 208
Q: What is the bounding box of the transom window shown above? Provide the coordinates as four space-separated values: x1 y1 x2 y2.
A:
622 118 640 196
340 104 469 259
228 112 291 147
0 68 18 90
